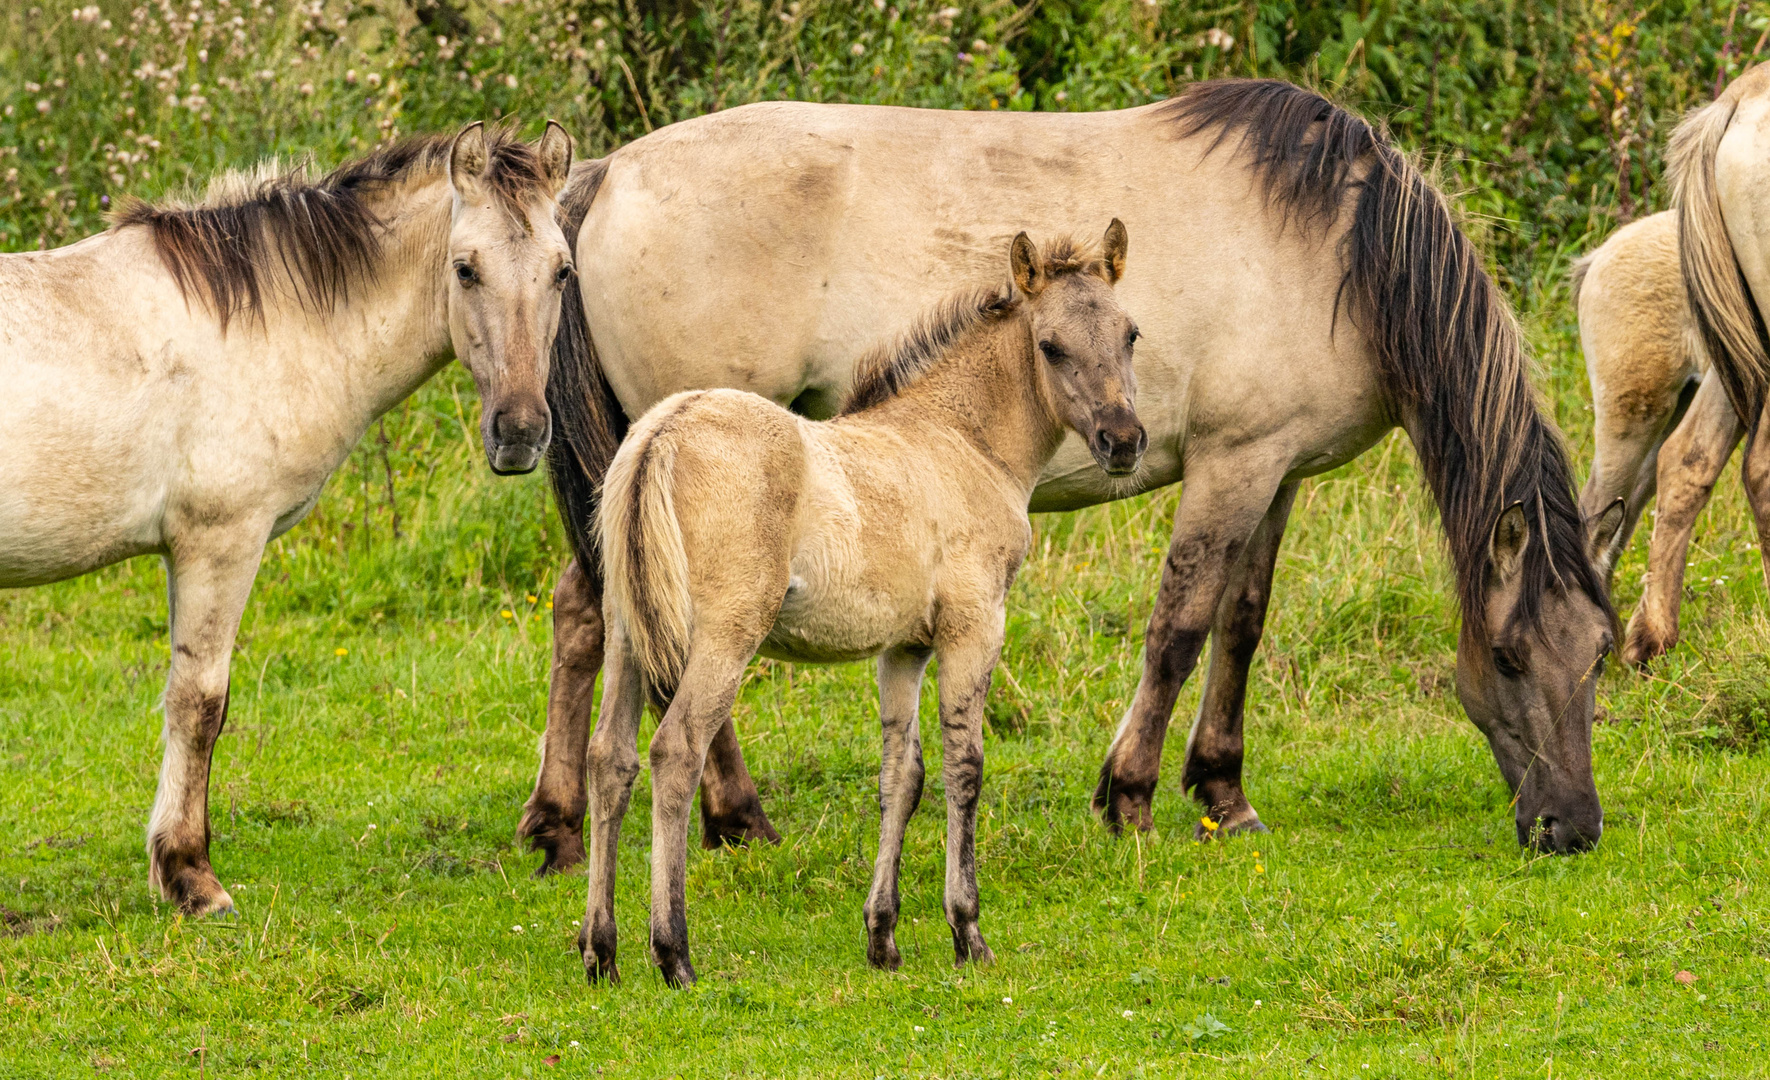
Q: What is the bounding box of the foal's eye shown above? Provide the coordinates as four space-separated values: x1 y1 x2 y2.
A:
555 264 574 286
1491 648 1524 679
454 263 478 286
1127 326 1140 347
1039 341 1063 363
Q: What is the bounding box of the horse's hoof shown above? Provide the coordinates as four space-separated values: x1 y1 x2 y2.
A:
1092 767 1156 834
700 802 782 850
654 953 696 988
866 934 902 971
1196 805 1267 840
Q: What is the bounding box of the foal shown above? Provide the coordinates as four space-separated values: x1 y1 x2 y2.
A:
582 223 1146 986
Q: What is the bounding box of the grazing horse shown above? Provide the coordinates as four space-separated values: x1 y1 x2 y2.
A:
0 122 575 915
584 225 1144 985
524 80 1619 869
1570 212 1729 667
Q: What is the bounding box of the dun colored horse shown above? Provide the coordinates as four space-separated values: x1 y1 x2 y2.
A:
584 226 1144 985
526 80 1619 871
0 122 574 914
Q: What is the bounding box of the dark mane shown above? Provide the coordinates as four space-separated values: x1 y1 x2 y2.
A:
838 239 1102 415
112 127 550 329
1164 79 1611 641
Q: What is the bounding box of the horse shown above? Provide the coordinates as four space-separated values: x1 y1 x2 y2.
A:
1657 65 1770 661
0 121 575 915
1570 211 1737 667
583 224 1144 986
524 79 1621 871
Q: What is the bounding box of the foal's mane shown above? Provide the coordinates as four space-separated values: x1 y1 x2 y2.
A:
838 238 1103 415
1164 79 1611 642
112 127 551 329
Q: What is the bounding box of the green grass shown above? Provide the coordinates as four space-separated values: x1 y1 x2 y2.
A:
4 301 1770 1078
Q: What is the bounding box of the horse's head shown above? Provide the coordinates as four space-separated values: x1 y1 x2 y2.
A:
1011 220 1147 477
1456 501 1622 853
444 120 575 475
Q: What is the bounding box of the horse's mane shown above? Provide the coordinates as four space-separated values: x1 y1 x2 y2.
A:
1163 79 1611 643
838 238 1103 415
112 126 551 329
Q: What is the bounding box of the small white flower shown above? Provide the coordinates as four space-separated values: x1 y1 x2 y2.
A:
851 42 865 55
1121 1010 1134 1019
511 924 524 933
1002 997 1012 1004
504 74 518 89
367 823 377 830
569 1041 580 1047
913 1025 924 1032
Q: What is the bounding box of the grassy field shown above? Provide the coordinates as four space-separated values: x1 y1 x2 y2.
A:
3 259 1769 1078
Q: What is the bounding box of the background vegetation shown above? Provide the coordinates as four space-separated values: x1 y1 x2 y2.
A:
2 1 1768 1076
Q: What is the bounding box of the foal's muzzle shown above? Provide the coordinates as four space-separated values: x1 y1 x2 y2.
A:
1091 411 1147 477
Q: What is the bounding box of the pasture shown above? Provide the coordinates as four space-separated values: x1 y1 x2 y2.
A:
4 300 1767 1075
3 0 1770 1076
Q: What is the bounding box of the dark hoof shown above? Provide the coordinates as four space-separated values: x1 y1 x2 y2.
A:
155 855 235 918
867 932 902 971
1092 762 1155 835
580 921 620 985
1195 802 1267 840
700 799 782 850
518 804 587 876
1621 608 1675 669
951 926 993 968
652 947 696 988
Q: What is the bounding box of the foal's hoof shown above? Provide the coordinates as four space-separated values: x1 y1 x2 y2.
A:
951 929 994 969
1092 765 1155 835
867 933 902 971
580 923 621 985
700 799 782 850
652 949 697 988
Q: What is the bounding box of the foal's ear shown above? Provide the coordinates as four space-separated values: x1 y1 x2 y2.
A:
1010 232 1045 297
449 121 490 201
537 120 574 197
1586 496 1626 565
1101 218 1128 285
1489 501 1531 587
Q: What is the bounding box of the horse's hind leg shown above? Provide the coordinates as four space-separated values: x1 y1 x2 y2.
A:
579 611 644 984
1582 375 1697 590
1179 482 1297 838
1094 467 1285 833
520 557 603 876
697 716 780 849
863 645 931 970
149 530 265 916
1623 376 1741 666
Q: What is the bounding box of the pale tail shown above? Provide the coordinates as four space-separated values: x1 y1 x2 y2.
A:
1670 92 1768 422
599 410 693 699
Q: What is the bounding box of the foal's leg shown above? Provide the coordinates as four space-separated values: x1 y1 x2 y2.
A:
936 628 1002 967
520 557 602 876
1623 376 1741 667
697 716 781 849
1179 482 1297 838
1580 378 1695 590
1737 401 1770 597
649 646 753 987
863 645 932 970
149 531 265 915
1094 468 1285 832
579 614 645 984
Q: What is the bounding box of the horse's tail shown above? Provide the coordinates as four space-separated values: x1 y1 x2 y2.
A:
599 398 695 699
545 156 627 573
1669 90 1767 424
1569 250 1596 312
1167 80 1606 631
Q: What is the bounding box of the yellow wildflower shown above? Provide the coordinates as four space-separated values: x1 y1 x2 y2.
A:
500 610 514 619
1200 816 1220 833
334 648 348 657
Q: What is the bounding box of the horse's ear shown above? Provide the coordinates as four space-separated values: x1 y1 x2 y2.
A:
1011 232 1045 297
1586 497 1625 565
1101 218 1128 285
537 120 574 197
449 121 489 201
1489 501 1530 587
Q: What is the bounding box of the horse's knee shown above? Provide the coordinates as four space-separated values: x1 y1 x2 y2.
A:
552 560 605 668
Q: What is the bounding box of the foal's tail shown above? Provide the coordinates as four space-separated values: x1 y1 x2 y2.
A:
600 398 695 699
1668 87 1768 425
545 156 628 573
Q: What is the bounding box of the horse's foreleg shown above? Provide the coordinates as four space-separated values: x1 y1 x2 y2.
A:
1179 483 1297 839
520 558 603 876
148 532 263 916
697 715 780 849
935 627 1000 968
863 645 931 970
1094 469 1284 833
647 646 749 988
1624 376 1740 667
579 613 643 985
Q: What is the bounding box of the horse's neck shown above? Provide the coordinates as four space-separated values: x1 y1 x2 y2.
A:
278 180 454 423
895 318 1063 493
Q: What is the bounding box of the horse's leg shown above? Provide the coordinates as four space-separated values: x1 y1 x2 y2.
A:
519 557 602 876
579 613 644 984
697 715 781 849
862 645 932 970
935 628 1001 968
1179 482 1297 838
648 646 751 987
1581 379 1695 590
1623 376 1741 666
149 532 264 915
1093 468 1285 832
1737 401 1770 593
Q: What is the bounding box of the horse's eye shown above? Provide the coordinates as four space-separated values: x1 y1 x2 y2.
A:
1127 326 1140 347
1039 341 1063 363
1491 648 1524 679
555 264 574 286
455 263 477 286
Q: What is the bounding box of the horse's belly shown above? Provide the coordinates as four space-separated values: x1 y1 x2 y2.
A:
758 570 928 664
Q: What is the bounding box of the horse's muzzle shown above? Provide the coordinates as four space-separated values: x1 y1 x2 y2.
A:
486 405 552 475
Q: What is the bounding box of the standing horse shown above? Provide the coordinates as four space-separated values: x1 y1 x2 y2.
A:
0 122 575 915
1570 211 1735 667
585 225 1144 985
524 80 1618 868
